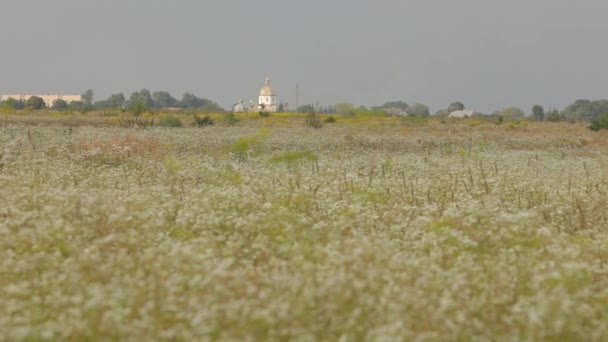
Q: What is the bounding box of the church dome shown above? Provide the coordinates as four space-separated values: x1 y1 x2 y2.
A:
259 77 275 96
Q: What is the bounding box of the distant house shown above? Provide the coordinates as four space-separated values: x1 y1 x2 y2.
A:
0 94 81 107
233 99 246 112
448 110 475 118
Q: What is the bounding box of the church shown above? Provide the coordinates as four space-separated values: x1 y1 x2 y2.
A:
258 77 277 112
233 77 278 112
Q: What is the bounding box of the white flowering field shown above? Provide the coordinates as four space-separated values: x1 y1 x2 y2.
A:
1 117 608 340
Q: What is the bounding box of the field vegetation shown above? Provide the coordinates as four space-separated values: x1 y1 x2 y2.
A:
1 111 608 340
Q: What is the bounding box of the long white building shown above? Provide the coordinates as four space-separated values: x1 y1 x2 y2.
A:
0 94 82 107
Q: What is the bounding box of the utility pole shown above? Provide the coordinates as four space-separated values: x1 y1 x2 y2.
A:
296 82 299 114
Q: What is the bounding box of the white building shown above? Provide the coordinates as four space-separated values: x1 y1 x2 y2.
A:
448 110 475 118
0 94 81 108
258 77 277 112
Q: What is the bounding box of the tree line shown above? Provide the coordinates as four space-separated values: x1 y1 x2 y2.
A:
0 89 223 113
297 99 608 123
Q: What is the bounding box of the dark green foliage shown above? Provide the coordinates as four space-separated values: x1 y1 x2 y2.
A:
224 112 239 125
324 116 337 123
95 93 126 109
193 115 214 127
52 99 68 111
562 99 608 122
305 113 322 128
129 98 149 117
27 96 46 110
407 103 430 117
589 113 608 131
545 109 563 122
159 115 183 128
448 101 465 112
259 111 270 117
298 104 315 114
378 101 409 110
152 91 177 109
532 105 545 121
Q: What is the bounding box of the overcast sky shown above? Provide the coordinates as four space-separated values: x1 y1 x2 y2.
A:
1 0 607 113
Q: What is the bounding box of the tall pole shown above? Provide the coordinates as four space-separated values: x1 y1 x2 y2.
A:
296 82 299 114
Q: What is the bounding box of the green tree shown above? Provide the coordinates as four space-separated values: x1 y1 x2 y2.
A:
27 96 46 110
545 109 563 122
494 107 525 120
152 91 177 109
562 99 608 122
298 104 315 114
177 92 208 108
448 101 465 112
407 103 430 117
81 89 94 105
94 93 126 109
129 98 148 116
379 101 409 110
129 89 154 109
532 105 545 121
52 99 68 111
67 101 85 112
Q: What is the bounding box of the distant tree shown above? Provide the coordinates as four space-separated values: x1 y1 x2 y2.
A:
407 103 430 117
335 103 354 115
52 99 68 111
129 98 148 116
380 101 409 110
104 93 126 109
129 89 154 109
277 102 284 112
177 92 208 108
79 89 94 112
67 101 85 112
27 96 46 110
494 107 525 120
199 101 223 113
2 98 24 112
298 104 316 114
562 99 608 122
545 109 563 122
152 91 177 109
448 101 465 113
532 105 545 121
81 89 94 106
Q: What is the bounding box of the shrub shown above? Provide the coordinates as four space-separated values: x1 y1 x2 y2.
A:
305 113 322 128
589 113 608 131
224 112 239 125
193 115 214 127
259 111 270 117
324 116 337 123
117 117 154 128
159 115 183 128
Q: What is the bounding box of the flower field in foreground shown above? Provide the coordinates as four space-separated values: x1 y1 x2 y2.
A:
1 118 608 340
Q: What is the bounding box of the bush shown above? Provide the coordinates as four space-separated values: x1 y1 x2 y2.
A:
305 113 322 128
224 112 239 125
193 115 214 127
159 115 183 128
589 113 608 131
117 117 154 128
324 116 337 123
259 111 270 117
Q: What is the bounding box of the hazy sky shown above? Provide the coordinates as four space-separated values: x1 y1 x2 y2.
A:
1 0 607 113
